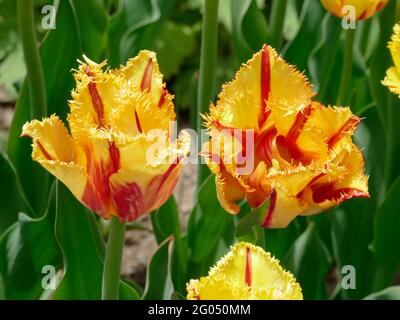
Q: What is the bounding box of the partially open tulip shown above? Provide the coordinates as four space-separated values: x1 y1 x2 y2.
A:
187 242 302 300
383 23 400 96
320 0 388 20
201 45 369 228
22 51 189 222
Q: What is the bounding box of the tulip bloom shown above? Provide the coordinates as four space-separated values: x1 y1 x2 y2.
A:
383 23 400 96
22 51 189 222
320 0 388 20
202 45 369 228
187 242 302 300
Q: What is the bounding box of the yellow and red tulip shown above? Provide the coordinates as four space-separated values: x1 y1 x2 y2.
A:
187 242 302 300
201 45 369 228
383 23 400 96
320 0 388 20
22 51 189 222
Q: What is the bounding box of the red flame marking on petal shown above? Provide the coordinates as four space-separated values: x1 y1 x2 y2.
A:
262 189 277 228
135 110 143 133
259 45 271 127
327 116 360 149
88 82 105 127
296 173 326 199
81 142 120 219
112 182 143 222
158 89 167 108
141 58 154 92
245 246 252 287
256 127 277 166
312 184 370 204
37 140 54 161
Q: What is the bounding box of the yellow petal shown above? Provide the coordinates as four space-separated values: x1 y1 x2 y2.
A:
109 163 182 222
261 164 326 228
246 161 272 208
21 115 87 201
22 52 185 222
383 24 400 96
117 50 171 107
107 132 189 221
109 90 175 135
187 242 302 300
205 45 314 131
388 24 400 70
383 67 400 97
68 56 125 136
202 142 247 214
300 144 369 216
320 0 388 20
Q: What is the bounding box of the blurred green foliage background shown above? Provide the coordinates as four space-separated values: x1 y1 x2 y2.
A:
0 0 400 300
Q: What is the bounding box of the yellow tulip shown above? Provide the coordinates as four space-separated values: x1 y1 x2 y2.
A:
22 51 189 222
383 23 400 96
187 242 302 300
201 45 369 228
320 0 388 20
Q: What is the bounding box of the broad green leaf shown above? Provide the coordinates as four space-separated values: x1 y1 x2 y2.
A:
0 43 25 99
235 201 268 238
372 177 400 282
283 0 325 72
151 197 182 250
0 153 30 234
54 182 139 300
283 223 331 300
369 0 397 135
310 14 341 101
329 106 387 299
282 0 301 42
71 0 108 61
54 183 103 299
331 200 377 299
153 21 196 78
263 220 302 261
109 0 175 66
0 185 62 299
142 237 174 300
7 0 81 216
0 0 18 60
7 82 50 217
187 175 232 263
151 196 187 293
119 281 141 300
364 286 400 300
231 0 269 62
186 215 235 282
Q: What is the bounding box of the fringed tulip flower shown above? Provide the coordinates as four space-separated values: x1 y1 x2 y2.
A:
383 23 400 96
22 51 189 222
187 242 302 300
201 45 369 228
320 0 388 20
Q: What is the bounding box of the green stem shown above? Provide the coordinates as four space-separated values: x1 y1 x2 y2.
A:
196 0 219 191
17 0 47 118
336 28 356 106
102 216 126 300
269 0 288 50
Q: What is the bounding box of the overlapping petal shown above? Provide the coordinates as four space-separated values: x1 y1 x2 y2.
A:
202 45 369 228
383 23 400 97
320 0 388 20
187 242 302 300
22 51 189 222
